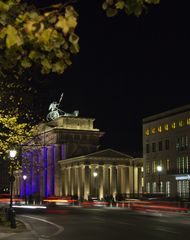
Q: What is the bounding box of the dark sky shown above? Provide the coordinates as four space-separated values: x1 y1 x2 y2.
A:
36 1 190 156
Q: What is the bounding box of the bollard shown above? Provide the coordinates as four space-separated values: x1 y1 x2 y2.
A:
9 208 16 228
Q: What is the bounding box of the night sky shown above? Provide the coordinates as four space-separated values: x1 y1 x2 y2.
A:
36 1 190 156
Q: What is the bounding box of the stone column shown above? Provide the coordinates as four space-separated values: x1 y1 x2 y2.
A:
103 165 109 197
90 165 96 197
80 166 84 198
110 166 117 197
64 168 69 196
59 167 64 196
84 165 90 200
99 166 103 199
54 144 61 196
117 166 122 194
68 167 71 196
129 166 134 196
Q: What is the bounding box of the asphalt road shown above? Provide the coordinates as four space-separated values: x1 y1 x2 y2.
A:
16 207 190 240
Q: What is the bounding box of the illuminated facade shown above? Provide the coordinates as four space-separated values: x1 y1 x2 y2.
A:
143 104 190 199
14 116 143 200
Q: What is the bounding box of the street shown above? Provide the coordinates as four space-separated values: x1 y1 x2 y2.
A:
10 206 190 240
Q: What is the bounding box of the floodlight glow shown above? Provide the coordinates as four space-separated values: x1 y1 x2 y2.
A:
23 175 27 180
93 172 98 177
157 165 162 172
10 150 17 158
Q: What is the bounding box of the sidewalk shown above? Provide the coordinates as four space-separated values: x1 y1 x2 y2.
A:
0 218 36 240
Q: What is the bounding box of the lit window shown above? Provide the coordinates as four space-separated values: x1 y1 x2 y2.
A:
164 124 169 131
152 128 156 134
158 126 162 133
146 162 150 174
152 161 157 173
166 159 170 170
146 182 150 193
166 181 170 197
171 122 176 129
179 120 184 127
145 128 150 136
187 118 190 125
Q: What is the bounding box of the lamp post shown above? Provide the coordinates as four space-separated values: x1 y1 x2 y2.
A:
23 175 27 205
9 149 17 228
157 165 162 193
93 172 98 198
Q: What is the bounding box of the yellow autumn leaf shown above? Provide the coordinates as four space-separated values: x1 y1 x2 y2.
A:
55 16 69 35
37 28 53 43
66 16 77 29
6 25 23 48
24 21 36 33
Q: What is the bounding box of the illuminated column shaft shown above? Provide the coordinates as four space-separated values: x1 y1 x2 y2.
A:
54 145 61 196
121 166 126 194
78 165 83 198
98 166 103 199
90 165 96 196
129 166 134 195
70 167 73 195
64 168 69 196
84 165 90 200
125 167 130 194
68 167 71 195
117 166 122 194
103 165 109 196
110 166 117 197
134 167 138 194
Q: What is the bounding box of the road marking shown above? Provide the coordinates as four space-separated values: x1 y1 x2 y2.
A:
154 226 179 234
20 215 64 239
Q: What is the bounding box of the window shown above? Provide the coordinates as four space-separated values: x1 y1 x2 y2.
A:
152 128 156 134
177 181 189 198
171 122 176 129
179 120 185 127
166 159 170 171
158 126 162 133
146 162 150 174
177 156 186 174
145 128 150 136
165 139 169 150
160 181 163 193
152 161 157 173
152 182 157 193
152 142 156 152
146 182 150 193
166 181 170 197
164 124 169 131
176 136 188 151
158 141 162 151
185 156 189 173
146 144 150 153
177 157 181 173
185 136 188 148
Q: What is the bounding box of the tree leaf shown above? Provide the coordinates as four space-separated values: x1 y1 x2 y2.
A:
6 25 23 48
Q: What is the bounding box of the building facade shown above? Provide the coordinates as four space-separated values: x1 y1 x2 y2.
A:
143 104 190 199
14 116 143 200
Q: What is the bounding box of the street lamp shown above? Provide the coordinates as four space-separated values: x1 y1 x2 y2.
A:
157 165 162 193
23 175 27 205
93 172 98 198
9 149 17 228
